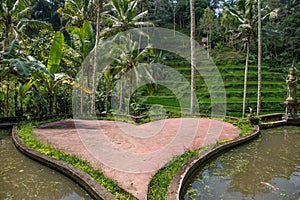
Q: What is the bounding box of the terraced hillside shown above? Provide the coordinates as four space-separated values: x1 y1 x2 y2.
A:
135 64 292 117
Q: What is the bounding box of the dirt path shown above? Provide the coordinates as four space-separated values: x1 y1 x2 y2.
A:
33 118 240 199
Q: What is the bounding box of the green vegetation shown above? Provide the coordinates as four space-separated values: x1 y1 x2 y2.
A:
148 149 200 200
147 118 254 199
16 117 253 200
1 0 300 199
135 63 287 118
224 118 255 137
1 0 299 118
17 122 137 200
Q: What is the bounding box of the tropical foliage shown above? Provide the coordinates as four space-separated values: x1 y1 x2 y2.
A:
1 0 300 199
0 0 299 118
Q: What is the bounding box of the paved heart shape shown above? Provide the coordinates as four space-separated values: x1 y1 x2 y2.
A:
34 118 240 199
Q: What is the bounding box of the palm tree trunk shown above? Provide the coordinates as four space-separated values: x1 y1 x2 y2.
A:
257 0 262 115
20 98 23 116
190 0 196 115
14 82 18 116
206 33 209 59
49 92 53 115
91 0 103 114
3 25 10 117
6 75 9 116
80 70 83 115
48 83 54 115
105 80 110 114
173 3 176 37
209 28 212 57
127 74 132 115
242 41 250 117
53 92 56 115
119 79 124 112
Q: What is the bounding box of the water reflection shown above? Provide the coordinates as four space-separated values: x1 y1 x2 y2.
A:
182 126 300 200
0 129 93 200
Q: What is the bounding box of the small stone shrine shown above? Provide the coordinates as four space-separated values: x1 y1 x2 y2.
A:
283 66 299 121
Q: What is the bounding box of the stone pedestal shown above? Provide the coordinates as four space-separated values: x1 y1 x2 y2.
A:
283 100 299 121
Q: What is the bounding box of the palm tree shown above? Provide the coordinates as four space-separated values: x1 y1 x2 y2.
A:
257 0 262 115
57 0 97 27
59 0 102 115
101 0 153 37
91 0 103 114
109 35 153 114
223 0 256 117
67 20 95 114
190 0 196 114
100 0 153 114
223 0 279 117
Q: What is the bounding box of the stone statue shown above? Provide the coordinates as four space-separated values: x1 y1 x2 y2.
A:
284 66 298 121
286 66 297 102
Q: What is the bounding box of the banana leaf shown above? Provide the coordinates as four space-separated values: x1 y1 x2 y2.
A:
47 32 64 74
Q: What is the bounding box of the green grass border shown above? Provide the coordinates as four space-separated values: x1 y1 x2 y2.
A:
16 117 253 200
147 118 254 199
16 119 137 200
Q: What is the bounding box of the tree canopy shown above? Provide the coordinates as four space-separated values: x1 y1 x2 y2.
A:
0 0 299 118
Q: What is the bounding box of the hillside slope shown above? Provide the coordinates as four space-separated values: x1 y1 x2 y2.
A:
136 64 292 117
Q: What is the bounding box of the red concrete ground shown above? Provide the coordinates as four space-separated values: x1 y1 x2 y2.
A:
33 118 240 200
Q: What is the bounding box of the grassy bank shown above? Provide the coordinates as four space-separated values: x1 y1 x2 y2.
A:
147 117 254 199
17 117 253 200
17 121 137 200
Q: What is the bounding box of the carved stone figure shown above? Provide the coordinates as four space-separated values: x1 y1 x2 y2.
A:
286 66 297 102
284 66 299 121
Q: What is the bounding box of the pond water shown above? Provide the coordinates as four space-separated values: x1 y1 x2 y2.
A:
0 128 93 200
182 126 300 200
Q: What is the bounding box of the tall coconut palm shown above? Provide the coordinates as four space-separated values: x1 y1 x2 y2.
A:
100 0 153 114
67 20 95 114
223 0 256 117
190 0 196 114
101 0 153 37
91 0 103 114
256 0 279 115
59 0 101 115
112 36 153 114
257 0 262 115
223 0 278 117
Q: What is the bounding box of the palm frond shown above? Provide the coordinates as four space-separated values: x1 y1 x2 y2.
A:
3 40 19 59
132 10 148 21
16 19 52 32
